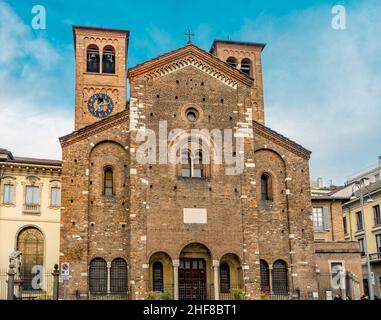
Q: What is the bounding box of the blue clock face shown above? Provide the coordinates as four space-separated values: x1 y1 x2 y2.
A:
88 93 113 118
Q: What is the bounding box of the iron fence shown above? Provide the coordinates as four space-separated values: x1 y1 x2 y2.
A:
219 285 245 300
88 292 129 300
146 283 174 299
0 268 55 300
0 269 7 300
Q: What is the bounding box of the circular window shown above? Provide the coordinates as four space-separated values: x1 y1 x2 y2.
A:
186 108 198 122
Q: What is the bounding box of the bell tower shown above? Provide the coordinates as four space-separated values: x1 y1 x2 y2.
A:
210 40 266 125
73 26 130 129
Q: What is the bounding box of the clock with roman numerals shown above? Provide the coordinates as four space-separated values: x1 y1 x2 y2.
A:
88 93 113 118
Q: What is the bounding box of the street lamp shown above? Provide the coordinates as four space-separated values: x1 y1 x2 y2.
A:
351 178 375 300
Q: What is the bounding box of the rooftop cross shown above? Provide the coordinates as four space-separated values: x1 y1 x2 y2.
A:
184 29 195 44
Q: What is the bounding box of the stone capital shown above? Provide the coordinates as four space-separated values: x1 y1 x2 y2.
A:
172 259 180 267
212 260 220 268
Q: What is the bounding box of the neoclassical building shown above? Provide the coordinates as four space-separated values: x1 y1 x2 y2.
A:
58 25 359 300
0 148 62 298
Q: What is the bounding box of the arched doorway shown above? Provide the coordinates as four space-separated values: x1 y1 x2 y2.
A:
17 227 44 290
179 243 211 300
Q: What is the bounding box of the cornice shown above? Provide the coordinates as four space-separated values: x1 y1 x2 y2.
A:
128 44 254 88
253 121 311 160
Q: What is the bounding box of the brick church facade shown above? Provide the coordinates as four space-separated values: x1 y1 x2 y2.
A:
58 26 347 300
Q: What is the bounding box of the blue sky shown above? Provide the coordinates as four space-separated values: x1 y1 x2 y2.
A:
0 0 380 185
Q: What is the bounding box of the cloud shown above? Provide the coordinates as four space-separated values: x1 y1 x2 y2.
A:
0 2 73 160
233 2 381 184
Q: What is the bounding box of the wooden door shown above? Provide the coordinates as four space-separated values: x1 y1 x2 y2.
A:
178 258 206 300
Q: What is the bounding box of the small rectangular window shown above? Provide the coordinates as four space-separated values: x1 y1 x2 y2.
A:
356 211 364 231
358 238 366 256
25 186 39 205
3 184 13 204
51 187 60 206
343 217 348 235
373 205 381 226
376 234 381 253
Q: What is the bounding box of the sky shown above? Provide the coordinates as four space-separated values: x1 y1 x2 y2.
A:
0 0 380 185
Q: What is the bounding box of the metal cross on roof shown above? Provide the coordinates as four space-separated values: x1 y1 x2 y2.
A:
184 29 195 44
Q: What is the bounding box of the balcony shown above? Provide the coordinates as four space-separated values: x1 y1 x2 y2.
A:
23 204 40 214
369 252 381 262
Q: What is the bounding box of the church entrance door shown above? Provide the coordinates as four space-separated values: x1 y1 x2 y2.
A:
178 258 206 300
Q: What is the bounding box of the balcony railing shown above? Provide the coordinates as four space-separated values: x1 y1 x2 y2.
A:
369 252 381 262
23 204 40 214
146 283 245 300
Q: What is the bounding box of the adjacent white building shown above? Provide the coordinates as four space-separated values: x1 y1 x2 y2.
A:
0 148 61 297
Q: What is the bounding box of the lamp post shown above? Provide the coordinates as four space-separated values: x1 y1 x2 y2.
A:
351 178 374 300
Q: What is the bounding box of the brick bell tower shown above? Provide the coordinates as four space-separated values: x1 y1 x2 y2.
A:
73 26 130 129
210 40 266 124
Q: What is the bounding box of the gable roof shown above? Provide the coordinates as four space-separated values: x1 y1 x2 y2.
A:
252 121 312 160
59 109 129 147
128 43 254 88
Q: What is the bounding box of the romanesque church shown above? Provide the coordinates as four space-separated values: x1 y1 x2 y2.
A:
59 25 318 300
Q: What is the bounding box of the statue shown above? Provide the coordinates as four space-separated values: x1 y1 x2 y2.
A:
9 251 22 281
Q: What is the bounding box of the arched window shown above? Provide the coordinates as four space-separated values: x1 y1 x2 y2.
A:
102 45 116 74
240 58 251 76
152 261 164 292
272 260 288 295
226 57 238 68
87 45 100 73
104 167 113 196
110 258 128 293
181 150 191 177
17 227 44 290
180 149 206 178
89 258 107 294
261 173 273 201
260 260 270 293
220 262 230 293
193 150 203 178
